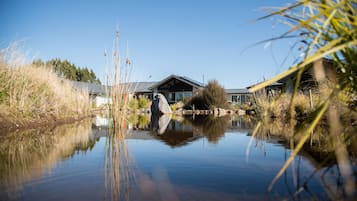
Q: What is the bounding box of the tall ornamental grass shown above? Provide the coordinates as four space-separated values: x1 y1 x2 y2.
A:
248 0 357 197
104 31 134 201
0 45 90 126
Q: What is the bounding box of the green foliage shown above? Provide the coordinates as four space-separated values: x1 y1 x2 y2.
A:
128 98 138 110
137 96 150 109
0 91 5 103
185 80 228 110
126 115 150 129
127 96 150 111
170 104 176 111
32 59 101 84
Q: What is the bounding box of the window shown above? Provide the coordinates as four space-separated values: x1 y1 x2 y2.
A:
184 92 192 98
168 93 175 102
232 95 241 104
232 95 238 103
241 95 246 103
175 92 183 102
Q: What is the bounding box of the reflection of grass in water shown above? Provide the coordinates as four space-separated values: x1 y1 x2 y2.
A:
0 119 93 197
103 31 134 201
104 121 132 201
189 115 230 143
246 117 357 200
137 115 150 129
253 117 357 154
126 114 151 129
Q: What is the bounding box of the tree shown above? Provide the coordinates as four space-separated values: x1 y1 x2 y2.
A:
33 59 101 84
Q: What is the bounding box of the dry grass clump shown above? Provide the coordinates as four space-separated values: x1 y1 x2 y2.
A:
255 92 314 120
184 80 229 110
0 45 90 126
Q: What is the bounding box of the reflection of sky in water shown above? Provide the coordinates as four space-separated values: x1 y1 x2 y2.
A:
0 117 353 201
127 132 323 198
22 139 107 201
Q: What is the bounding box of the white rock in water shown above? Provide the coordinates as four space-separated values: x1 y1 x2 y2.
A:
151 93 172 114
157 114 171 134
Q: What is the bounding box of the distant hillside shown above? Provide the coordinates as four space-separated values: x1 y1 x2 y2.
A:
32 59 101 84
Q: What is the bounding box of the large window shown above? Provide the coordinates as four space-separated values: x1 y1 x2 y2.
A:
175 92 183 102
232 95 241 104
174 91 192 102
168 93 175 102
241 95 246 103
232 95 238 103
184 92 192 98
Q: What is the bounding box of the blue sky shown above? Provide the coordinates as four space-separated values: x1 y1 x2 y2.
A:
0 0 299 88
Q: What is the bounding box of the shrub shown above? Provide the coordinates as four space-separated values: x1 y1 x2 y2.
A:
185 80 228 110
127 96 150 111
127 98 138 110
137 96 150 109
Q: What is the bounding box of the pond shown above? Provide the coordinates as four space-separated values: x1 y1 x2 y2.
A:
0 115 356 201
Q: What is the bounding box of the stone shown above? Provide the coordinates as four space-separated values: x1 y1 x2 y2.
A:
157 114 171 134
151 114 171 135
150 93 172 114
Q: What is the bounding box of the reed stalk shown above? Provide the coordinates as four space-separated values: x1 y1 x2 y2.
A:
103 31 134 201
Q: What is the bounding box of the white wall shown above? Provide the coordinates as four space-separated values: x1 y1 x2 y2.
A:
95 96 112 107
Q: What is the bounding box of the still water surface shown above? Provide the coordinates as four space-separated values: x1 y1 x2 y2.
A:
0 115 355 201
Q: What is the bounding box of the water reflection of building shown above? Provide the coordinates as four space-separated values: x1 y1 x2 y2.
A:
94 115 109 127
155 120 202 147
91 114 255 147
125 115 254 147
227 117 253 133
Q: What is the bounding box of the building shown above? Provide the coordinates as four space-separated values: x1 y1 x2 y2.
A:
122 82 157 100
70 81 111 107
225 88 253 105
280 58 336 93
246 81 284 97
149 75 204 104
71 75 254 106
247 58 337 96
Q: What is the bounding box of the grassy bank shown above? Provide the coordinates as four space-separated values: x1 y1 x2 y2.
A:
0 46 91 129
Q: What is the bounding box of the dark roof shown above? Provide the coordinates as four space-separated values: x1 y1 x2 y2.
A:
246 81 284 89
180 75 204 87
121 82 158 93
150 74 204 89
225 88 250 94
70 81 108 95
